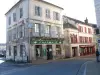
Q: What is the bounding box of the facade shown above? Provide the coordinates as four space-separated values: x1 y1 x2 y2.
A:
63 16 96 57
6 0 64 62
94 0 100 27
0 43 6 55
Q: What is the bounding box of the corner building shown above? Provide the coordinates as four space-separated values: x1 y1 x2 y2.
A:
6 0 64 62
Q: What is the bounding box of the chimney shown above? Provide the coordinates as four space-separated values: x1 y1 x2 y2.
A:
84 17 88 24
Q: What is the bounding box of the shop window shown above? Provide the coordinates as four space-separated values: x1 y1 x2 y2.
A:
56 45 61 55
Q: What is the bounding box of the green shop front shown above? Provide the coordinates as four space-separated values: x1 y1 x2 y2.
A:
30 38 64 60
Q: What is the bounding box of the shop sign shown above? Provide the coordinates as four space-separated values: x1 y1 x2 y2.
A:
18 20 25 25
30 40 63 44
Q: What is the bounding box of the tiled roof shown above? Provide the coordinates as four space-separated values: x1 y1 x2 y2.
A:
63 23 78 30
63 15 93 27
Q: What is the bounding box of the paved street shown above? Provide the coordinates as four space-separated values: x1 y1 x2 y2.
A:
0 55 98 75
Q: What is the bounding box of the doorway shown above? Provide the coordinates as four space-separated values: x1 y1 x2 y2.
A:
13 46 17 61
72 47 77 57
47 45 53 60
35 45 42 59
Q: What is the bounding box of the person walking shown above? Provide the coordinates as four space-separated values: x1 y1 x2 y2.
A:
96 49 100 62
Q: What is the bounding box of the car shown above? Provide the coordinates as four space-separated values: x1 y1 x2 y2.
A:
0 54 5 57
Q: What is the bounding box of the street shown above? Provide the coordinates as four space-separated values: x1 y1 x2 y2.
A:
0 55 98 75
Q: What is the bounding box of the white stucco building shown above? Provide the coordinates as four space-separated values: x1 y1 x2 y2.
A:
6 0 64 62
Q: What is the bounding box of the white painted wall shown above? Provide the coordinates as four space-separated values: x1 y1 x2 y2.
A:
6 0 28 29
29 0 63 24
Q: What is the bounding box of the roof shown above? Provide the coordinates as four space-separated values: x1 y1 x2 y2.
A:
5 0 23 15
38 0 64 10
5 0 63 15
63 23 78 30
63 15 93 27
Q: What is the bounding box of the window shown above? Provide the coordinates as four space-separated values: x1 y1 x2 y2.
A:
20 8 23 18
9 46 11 56
84 27 87 33
89 37 92 43
46 9 50 18
8 17 11 25
56 26 60 36
13 13 16 22
45 25 50 34
85 37 88 43
88 28 91 34
35 6 42 16
79 36 82 43
70 34 77 43
20 45 23 56
18 25 24 38
53 12 60 20
35 23 40 32
78 26 83 32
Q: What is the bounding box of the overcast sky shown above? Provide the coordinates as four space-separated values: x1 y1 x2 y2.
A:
0 0 96 43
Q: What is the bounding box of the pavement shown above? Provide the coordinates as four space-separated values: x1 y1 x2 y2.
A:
0 54 100 75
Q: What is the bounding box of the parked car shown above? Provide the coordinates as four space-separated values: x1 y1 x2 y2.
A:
0 53 5 57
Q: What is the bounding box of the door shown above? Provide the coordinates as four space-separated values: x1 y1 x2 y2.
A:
35 45 42 59
13 46 17 61
47 45 53 60
72 47 77 57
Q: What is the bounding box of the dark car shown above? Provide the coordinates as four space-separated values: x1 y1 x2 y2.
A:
0 53 5 57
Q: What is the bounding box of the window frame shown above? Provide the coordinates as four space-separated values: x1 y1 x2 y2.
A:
13 13 16 22
35 23 40 33
53 11 60 20
8 16 11 25
35 6 42 16
46 9 50 18
20 8 23 18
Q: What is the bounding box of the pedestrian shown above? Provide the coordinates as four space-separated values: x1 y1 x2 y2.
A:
96 49 100 62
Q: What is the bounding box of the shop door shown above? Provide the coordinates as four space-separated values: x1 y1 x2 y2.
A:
47 45 53 60
72 47 77 57
35 45 42 59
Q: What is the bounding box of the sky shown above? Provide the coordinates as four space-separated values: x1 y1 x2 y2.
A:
0 0 97 43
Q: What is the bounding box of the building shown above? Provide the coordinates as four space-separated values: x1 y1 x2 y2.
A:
94 0 100 27
63 16 96 57
5 0 64 62
0 43 6 56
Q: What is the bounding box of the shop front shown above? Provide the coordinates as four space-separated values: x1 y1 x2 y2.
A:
79 45 95 56
30 38 63 60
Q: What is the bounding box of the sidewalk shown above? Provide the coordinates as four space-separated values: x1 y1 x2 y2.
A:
31 54 96 65
86 61 100 75
3 54 96 66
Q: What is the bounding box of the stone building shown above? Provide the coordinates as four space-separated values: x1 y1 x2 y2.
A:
6 0 64 62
